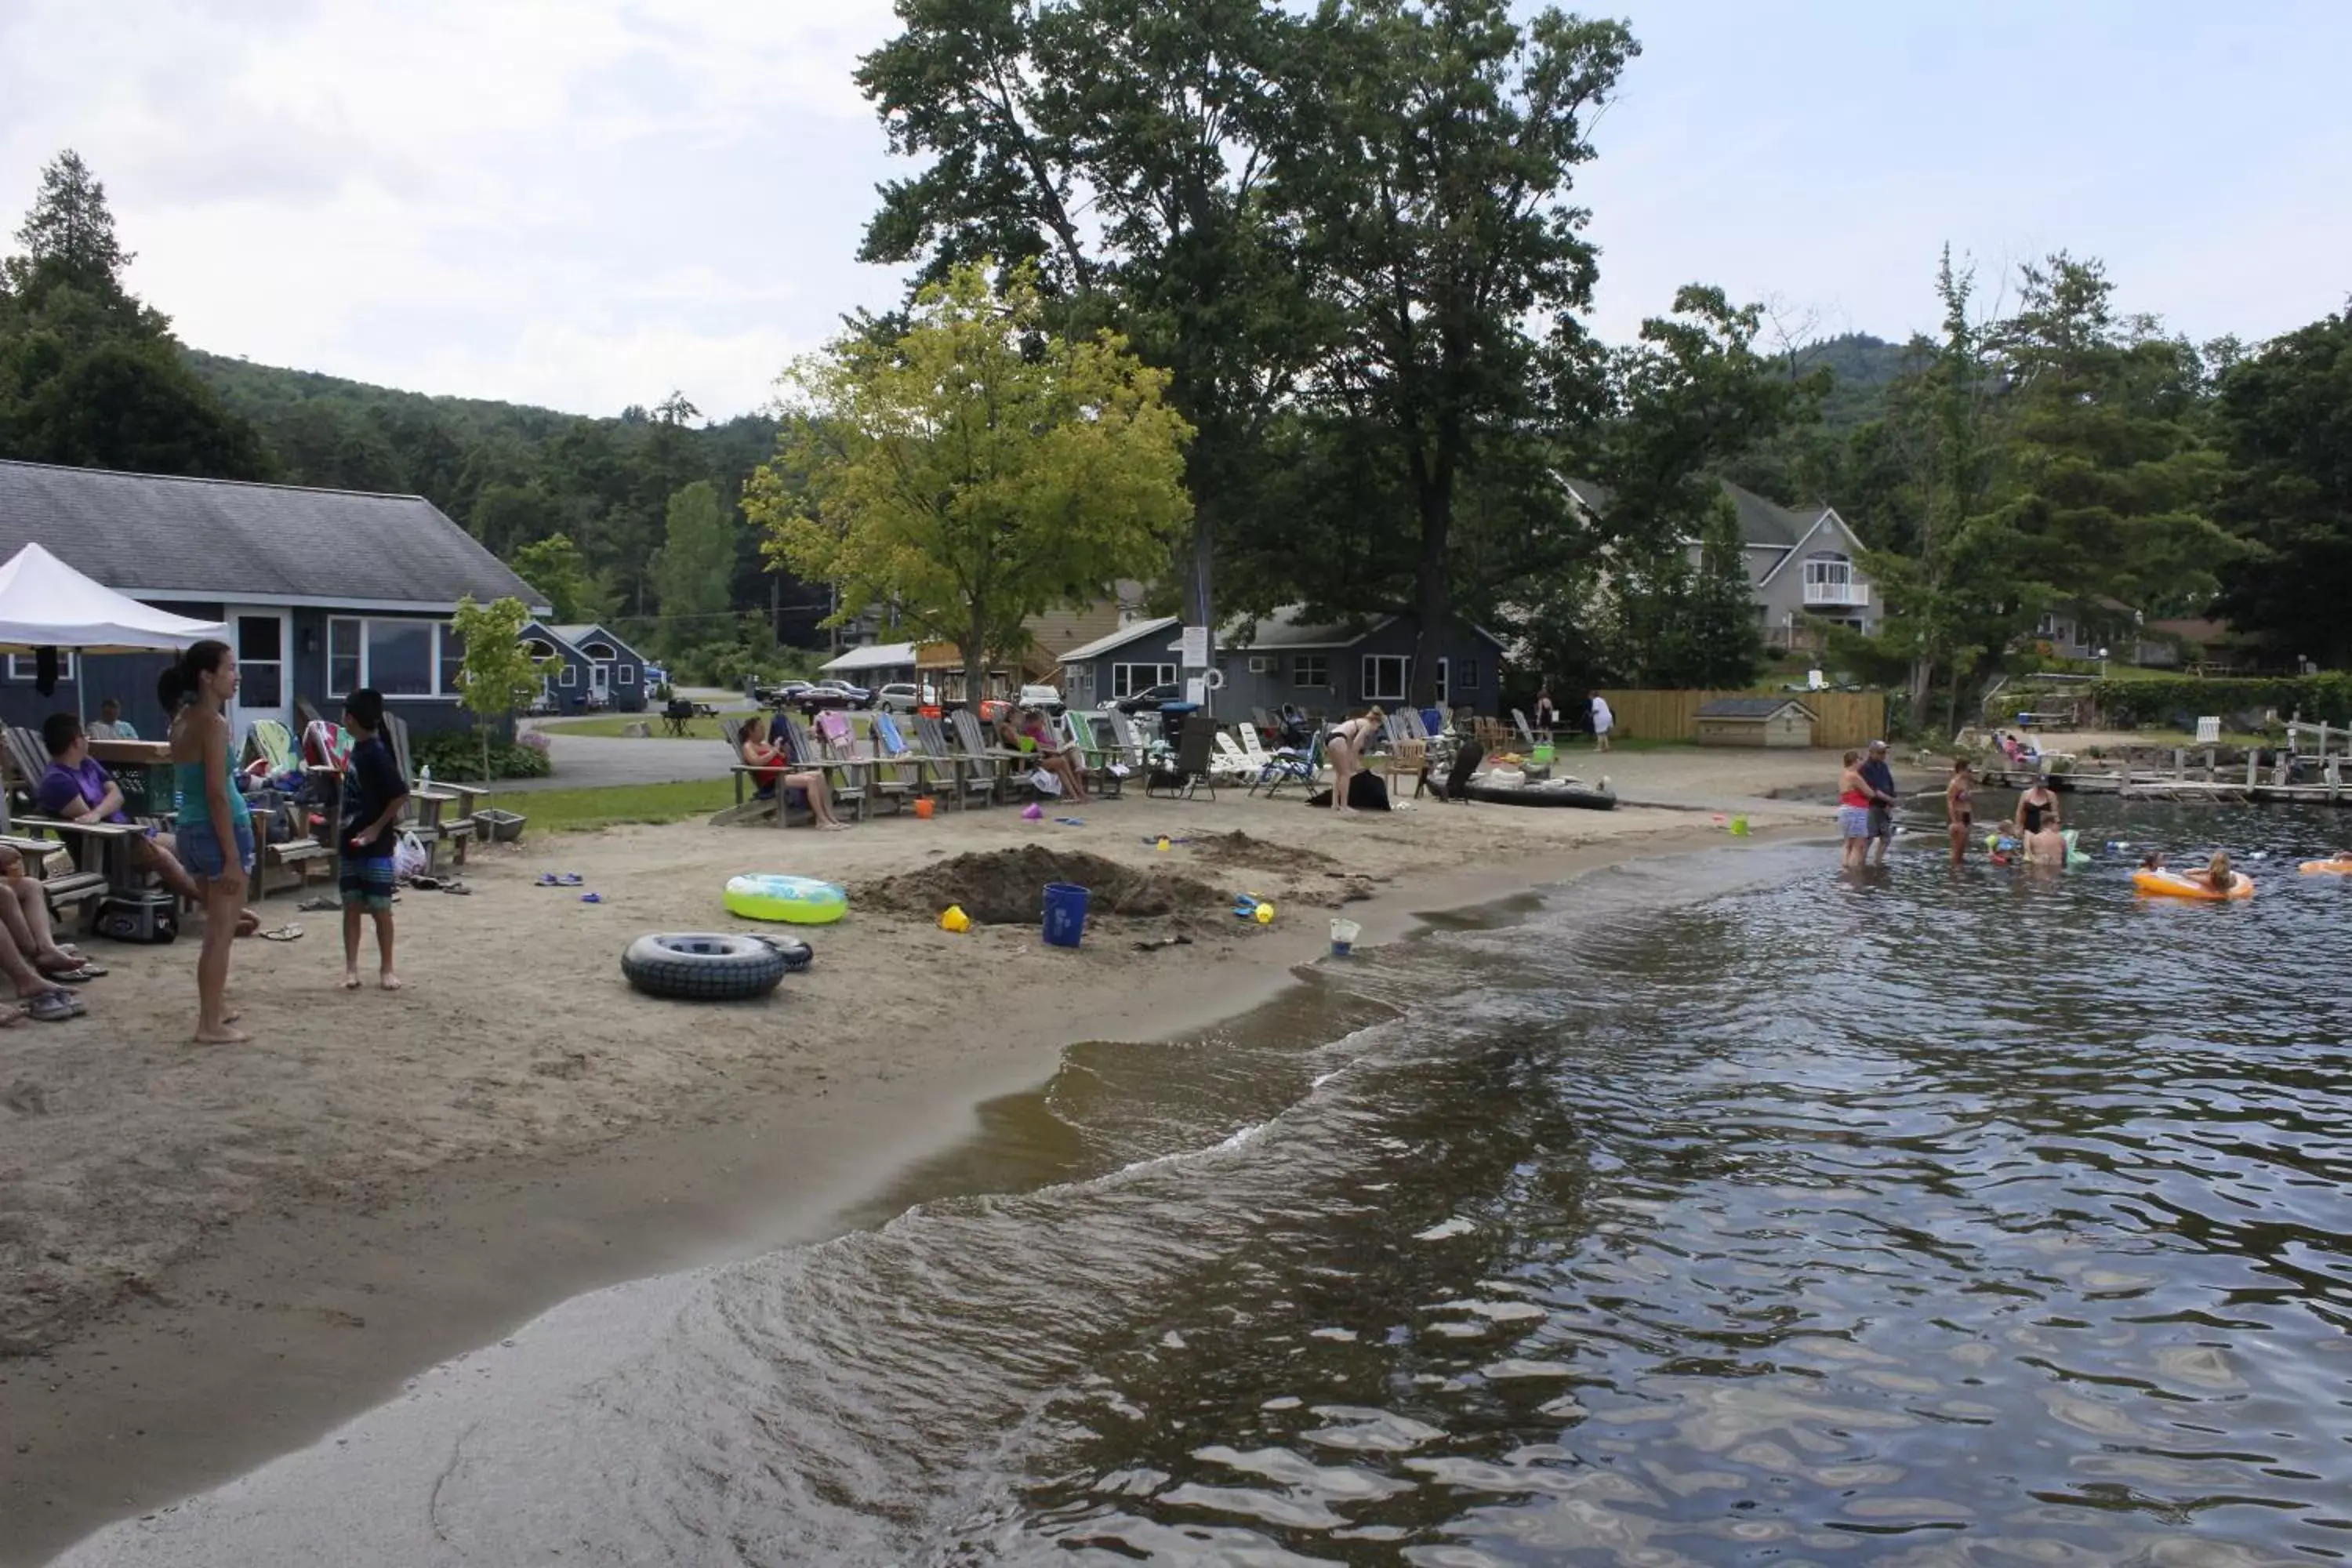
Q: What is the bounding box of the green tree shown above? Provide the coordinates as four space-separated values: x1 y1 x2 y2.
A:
856 0 1323 631
1272 1 1635 701
750 260 1192 696
649 479 736 654
2212 308 2352 667
508 532 616 625
0 149 270 477
451 596 558 782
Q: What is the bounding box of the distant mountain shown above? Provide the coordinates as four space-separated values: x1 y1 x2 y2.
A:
1784 332 1923 430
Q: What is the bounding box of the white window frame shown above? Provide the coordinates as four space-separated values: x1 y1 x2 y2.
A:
616 664 636 686
6 652 76 681
580 640 619 662
559 664 578 688
1802 554 1853 589
1293 654 1328 688
325 615 464 699
1457 659 1479 690
1361 654 1410 702
1112 662 1176 699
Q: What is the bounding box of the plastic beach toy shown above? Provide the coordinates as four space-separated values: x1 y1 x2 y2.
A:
1330 917 1362 956
724 873 848 925
939 905 971 933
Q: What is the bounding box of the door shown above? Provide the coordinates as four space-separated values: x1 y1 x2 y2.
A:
588 662 611 706
226 607 292 738
1435 656 1451 708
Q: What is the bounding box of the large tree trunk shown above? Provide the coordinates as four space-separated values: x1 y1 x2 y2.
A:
1409 471 1454 709
963 607 989 707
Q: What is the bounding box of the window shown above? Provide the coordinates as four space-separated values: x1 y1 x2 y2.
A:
2035 612 2065 639
1247 655 1277 674
1803 554 1853 588
581 640 618 661
616 663 636 685
327 616 463 698
1112 662 1175 698
1293 655 1328 688
523 638 559 659
1362 654 1410 702
1457 659 1479 690
5 652 75 681
328 618 362 697
559 664 578 688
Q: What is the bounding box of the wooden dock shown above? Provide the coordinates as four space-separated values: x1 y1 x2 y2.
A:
1978 747 2348 806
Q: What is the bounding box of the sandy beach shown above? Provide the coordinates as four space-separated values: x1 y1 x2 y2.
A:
0 746 1850 1563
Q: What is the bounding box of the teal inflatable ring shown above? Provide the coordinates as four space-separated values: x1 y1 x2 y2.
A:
724 873 848 925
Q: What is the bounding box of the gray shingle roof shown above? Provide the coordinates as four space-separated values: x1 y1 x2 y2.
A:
1560 474 1831 551
1697 696 1815 720
0 459 548 611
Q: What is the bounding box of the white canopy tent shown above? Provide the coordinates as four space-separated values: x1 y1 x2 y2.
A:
0 542 227 655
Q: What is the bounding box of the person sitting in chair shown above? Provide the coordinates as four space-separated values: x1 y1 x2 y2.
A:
85 696 137 740
739 715 848 830
36 712 204 906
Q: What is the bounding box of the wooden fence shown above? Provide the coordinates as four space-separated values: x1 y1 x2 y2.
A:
1596 689 1886 752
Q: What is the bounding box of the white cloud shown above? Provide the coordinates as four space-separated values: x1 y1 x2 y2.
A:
0 0 906 417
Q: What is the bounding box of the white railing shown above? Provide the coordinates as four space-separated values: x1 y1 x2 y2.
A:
1804 579 1870 607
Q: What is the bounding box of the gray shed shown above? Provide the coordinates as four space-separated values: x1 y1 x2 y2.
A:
1696 696 1817 748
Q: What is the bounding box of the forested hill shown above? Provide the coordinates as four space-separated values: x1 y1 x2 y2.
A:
1783 332 1918 429
180 347 808 639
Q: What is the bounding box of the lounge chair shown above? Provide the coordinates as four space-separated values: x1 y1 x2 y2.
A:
1209 730 1259 787
1145 713 1219 800
713 717 782 826
1236 723 1308 796
870 710 949 811
778 712 873 820
1258 728 1325 800
5 724 163 915
244 717 298 778
949 709 1019 804
381 712 476 870
915 714 994 808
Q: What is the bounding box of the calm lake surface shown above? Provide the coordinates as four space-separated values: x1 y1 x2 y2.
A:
61 801 2352 1566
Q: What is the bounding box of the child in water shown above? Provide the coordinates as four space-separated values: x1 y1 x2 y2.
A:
2139 851 2166 872
2194 852 2237 894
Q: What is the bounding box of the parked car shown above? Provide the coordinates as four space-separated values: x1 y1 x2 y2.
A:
754 678 811 705
1109 682 1184 715
875 681 933 713
1016 683 1066 716
800 679 873 712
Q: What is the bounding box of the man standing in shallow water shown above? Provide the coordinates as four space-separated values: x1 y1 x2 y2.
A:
1860 739 1899 867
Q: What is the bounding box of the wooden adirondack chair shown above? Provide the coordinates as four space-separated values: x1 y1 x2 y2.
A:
949 708 1015 804
1059 710 1124 799
915 715 991 808
869 710 948 810
777 712 870 821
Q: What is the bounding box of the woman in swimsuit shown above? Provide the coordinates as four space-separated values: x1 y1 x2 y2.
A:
163 640 251 1044
2015 777 2060 838
1325 707 1384 813
1944 759 1974 866
2196 851 2238 894
1838 750 1873 871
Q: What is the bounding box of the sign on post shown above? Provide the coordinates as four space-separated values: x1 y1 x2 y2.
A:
2194 716 2221 745
1179 625 1210 668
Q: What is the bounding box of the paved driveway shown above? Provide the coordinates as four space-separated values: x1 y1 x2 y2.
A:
503 724 731 793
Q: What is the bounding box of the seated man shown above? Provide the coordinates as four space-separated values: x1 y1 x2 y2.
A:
85 696 137 740
36 712 203 905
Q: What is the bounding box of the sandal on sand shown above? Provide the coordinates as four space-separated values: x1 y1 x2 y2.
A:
535 873 584 887
260 924 304 942
42 963 103 984
579 891 602 903
22 989 75 1022
298 896 338 913
439 881 471 895
409 874 443 890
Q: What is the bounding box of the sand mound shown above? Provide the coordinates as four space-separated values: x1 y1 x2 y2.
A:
1185 830 1338 874
857 847 1222 926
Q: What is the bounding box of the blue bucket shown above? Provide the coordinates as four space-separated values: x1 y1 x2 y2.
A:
1042 882 1090 949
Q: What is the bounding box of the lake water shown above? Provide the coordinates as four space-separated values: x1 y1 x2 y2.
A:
60 801 2352 1566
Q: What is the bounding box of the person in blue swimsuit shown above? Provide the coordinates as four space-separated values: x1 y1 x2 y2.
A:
162 640 252 1044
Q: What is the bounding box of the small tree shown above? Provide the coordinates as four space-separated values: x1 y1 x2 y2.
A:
750 260 1193 699
451 596 556 781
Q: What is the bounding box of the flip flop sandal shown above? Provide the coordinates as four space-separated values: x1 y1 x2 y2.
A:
440 882 471 895
42 964 102 984
298 896 338 913
260 925 304 942
23 990 74 1023
579 891 601 903
409 875 444 890
535 873 562 887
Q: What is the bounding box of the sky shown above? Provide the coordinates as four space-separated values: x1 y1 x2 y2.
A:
3 0 2346 421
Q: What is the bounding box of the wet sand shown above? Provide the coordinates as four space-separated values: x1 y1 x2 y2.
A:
1 747 1843 1563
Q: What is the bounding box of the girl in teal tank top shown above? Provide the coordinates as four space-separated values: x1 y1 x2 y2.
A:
163 639 252 1044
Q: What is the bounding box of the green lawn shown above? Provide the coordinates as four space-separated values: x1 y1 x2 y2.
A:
515 779 739 834
533 714 741 739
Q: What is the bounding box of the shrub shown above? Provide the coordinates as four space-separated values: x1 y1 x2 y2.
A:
412 730 552 782
2086 673 2352 730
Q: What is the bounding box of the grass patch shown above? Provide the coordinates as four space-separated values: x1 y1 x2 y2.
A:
518 779 739 834
533 714 742 739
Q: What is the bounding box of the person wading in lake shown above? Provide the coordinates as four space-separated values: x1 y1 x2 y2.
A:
1838 750 1874 871
1945 758 1975 866
1859 739 1899 866
2015 775 2061 844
